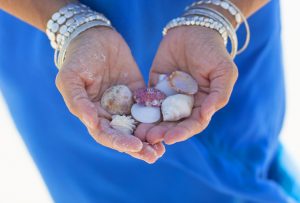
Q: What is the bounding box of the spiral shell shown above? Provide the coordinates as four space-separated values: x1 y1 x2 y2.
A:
110 115 137 135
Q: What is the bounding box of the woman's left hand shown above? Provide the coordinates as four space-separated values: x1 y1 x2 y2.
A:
136 26 238 145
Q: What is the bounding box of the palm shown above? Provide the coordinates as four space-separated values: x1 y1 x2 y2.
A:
56 27 165 163
138 26 238 145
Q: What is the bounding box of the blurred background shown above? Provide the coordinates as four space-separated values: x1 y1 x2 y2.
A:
0 1 299 202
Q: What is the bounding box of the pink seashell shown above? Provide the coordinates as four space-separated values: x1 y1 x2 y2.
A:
133 87 166 107
168 71 198 95
101 85 133 115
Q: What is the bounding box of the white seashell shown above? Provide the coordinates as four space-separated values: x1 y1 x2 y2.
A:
158 74 168 82
101 85 133 115
131 104 161 124
161 94 194 122
155 76 177 96
168 71 198 95
110 115 137 135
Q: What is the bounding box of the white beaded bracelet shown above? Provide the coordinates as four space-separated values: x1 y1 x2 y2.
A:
184 7 238 58
46 3 113 69
55 21 112 68
187 0 250 54
163 16 228 45
187 0 242 27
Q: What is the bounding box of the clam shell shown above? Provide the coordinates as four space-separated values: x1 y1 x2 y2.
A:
101 85 133 115
168 71 198 95
133 87 166 107
131 104 161 124
155 76 177 96
110 115 137 135
161 94 194 122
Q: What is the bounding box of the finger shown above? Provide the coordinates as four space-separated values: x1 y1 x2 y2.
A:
164 107 210 145
89 118 143 153
127 142 165 164
145 122 176 145
134 123 155 141
56 69 101 129
200 61 238 121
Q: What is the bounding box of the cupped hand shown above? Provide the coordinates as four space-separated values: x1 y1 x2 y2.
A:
138 26 238 145
55 27 165 163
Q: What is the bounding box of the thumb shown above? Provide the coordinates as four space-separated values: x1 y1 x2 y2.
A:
200 60 238 121
55 69 100 129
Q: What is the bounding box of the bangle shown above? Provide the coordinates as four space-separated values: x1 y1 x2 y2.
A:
55 21 112 68
163 16 228 45
187 0 250 54
46 3 113 69
187 0 242 28
183 7 238 58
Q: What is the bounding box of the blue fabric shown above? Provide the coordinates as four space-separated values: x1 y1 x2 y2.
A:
0 0 299 202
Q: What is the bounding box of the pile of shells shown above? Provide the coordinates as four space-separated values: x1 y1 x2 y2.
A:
100 71 198 135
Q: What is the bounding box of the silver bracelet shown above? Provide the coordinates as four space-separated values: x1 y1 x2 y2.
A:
46 3 113 69
184 7 238 58
163 16 228 45
187 0 250 54
55 21 112 68
187 0 242 27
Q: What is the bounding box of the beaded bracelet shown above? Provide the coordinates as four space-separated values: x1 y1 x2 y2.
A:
187 0 242 27
163 16 228 45
187 0 250 54
46 3 113 68
183 7 238 58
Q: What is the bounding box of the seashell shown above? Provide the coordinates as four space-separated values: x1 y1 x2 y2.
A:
110 115 137 135
101 85 133 115
131 104 161 124
168 71 198 95
161 94 194 122
155 75 177 96
158 74 168 82
133 87 166 107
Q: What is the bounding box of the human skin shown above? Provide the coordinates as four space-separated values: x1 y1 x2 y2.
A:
0 0 269 163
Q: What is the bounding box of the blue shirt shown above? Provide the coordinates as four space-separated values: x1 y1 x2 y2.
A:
0 0 299 202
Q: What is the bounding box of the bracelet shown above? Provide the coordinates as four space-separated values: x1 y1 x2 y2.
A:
163 16 228 45
187 0 242 28
183 7 238 58
46 3 89 49
187 0 250 54
55 21 112 68
46 3 113 69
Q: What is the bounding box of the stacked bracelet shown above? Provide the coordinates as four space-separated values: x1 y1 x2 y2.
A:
183 7 238 58
187 0 242 28
163 0 250 59
187 0 250 54
163 16 228 45
46 3 113 69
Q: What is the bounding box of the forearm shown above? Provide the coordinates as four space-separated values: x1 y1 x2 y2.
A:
0 0 77 31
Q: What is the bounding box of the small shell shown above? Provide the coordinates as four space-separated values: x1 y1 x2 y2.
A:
110 115 137 135
161 94 194 122
131 104 161 124
101 85 133 115
155 76 177 96
168 71 198 95
133 87 166 107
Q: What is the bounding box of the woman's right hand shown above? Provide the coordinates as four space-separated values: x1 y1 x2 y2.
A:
55 27 165 163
